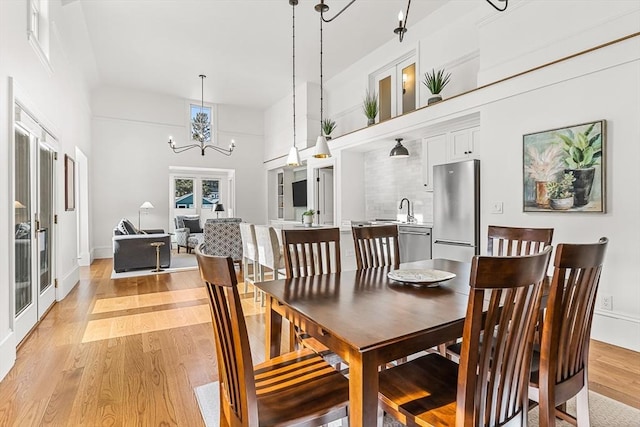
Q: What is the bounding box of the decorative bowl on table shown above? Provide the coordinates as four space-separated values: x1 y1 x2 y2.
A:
387 269 456 287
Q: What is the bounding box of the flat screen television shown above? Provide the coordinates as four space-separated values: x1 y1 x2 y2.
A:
292 179 307 207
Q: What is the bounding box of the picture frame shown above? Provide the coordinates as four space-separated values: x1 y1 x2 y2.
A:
65 154 75 211
523 120 605 213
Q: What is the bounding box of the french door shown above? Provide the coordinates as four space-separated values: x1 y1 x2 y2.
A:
14 110 57 343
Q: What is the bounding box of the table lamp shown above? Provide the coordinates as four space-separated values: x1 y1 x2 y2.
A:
138 201 154 230
214 203 225 218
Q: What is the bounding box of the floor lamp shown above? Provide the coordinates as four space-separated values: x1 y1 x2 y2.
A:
138 201 154 230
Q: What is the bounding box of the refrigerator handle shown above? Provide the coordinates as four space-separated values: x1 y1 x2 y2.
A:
433 240 475 247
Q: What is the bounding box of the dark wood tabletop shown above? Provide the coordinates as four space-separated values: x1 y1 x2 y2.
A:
255 258 473 427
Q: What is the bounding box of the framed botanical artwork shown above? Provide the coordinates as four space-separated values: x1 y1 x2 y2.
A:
65 154 75 211
523 120 605 213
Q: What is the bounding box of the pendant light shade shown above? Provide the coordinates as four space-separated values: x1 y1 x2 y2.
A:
390 138 409 158
314 135 331 158
287 145 301 165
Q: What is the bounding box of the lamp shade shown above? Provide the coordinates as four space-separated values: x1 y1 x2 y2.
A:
313 135 331 158
139 201 154 209
14 200 26 209
287 146 301 166
214 203 225 212
390 138 409 158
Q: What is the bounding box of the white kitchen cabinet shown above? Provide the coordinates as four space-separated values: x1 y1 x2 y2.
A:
448 126 481 162
275 169 294 220
422 127 481 191
422 134 447 191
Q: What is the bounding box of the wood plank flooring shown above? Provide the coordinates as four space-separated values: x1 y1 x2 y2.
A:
0 258 638 426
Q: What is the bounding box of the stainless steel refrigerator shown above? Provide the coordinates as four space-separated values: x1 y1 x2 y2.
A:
432 159 480 262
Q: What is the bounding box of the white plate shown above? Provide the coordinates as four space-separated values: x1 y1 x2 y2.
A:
387 269 456 287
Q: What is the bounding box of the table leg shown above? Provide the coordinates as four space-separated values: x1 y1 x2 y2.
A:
265 296 283 359
349 351 382 427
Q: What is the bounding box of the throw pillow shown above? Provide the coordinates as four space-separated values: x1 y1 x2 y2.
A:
176 215 200 230
116 219 130 235
183 218 202 234
117 218 138 235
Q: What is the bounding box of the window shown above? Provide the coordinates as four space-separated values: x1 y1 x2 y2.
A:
27 0 51 70
370 52 417 121
202 179 219 209
190 104 212 143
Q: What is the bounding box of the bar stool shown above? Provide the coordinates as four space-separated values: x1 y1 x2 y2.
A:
239 222 260 295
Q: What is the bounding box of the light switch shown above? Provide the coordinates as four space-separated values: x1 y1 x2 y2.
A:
492 201 504 214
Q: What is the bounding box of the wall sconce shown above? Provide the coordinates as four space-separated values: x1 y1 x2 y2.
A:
393 0 411 42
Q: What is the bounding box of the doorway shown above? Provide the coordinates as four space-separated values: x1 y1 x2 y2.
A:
315 166 334 226
13 105 57 343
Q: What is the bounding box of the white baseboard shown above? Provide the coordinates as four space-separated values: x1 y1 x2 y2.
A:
93 246 112 260
591 310 640 352
0 332 16 382
57 265 79 301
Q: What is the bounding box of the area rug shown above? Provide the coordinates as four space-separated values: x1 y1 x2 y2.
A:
194 381 639 427
110 252 198 279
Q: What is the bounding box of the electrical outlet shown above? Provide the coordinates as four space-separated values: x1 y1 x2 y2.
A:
601 294 613 311
491 201 504 214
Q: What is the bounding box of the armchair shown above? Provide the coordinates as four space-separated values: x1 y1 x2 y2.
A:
174 215 204 253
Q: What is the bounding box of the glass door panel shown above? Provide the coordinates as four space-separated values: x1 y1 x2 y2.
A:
378 76 392 122
401 63 416 114
38 144 54 295
14 130 32 316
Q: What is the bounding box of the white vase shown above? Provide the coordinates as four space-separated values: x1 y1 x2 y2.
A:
303 215 313 227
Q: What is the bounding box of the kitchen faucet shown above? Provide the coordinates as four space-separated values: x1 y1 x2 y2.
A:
399 198 416 223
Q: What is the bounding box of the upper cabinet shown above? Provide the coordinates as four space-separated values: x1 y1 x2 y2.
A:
448 127 481 162
422 126 481 191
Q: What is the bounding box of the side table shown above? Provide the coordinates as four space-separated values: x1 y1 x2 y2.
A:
150 241 165 272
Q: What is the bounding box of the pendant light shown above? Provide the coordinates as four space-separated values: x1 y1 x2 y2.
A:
312 10 331 159
286 0 301 166
390 138 409 158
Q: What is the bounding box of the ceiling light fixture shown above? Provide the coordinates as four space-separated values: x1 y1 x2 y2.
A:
168 75 235 156
286 0 301 166
394 0 411 43
312 4 331 159
315 0 356 23
486 0 508 12
390 138 409 158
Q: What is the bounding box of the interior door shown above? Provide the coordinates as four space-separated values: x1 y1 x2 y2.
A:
14 120 57 343
316 167 334 225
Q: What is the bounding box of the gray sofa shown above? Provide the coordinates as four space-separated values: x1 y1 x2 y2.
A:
113 227 171 272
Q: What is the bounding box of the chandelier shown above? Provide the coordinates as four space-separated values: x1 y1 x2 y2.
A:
168 74 235 156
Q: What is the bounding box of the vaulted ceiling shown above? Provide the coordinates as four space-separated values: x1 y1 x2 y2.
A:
59 0 450 109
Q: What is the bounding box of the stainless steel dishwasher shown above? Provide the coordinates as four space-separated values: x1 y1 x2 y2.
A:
398 225 432 263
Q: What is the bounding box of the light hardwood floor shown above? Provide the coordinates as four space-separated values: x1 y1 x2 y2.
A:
0 259 638 426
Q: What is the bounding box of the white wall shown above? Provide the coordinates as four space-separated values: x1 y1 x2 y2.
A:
0 0 93 380
91 87 266 258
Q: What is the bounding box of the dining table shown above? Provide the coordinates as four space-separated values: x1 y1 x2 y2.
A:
254 258 474 427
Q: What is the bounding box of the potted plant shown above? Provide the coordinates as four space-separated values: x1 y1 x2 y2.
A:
302 209 315 227
422 68 451 105
556 122 602 207
546 173 575 210
322 118 337 140
524 144 565 207
362 90 378 126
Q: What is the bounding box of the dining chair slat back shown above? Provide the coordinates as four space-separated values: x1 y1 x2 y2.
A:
195 246 349 427
529 237 608 427
352 224 400 269
488 225 554 256
378 247 552 427
282 228 341 278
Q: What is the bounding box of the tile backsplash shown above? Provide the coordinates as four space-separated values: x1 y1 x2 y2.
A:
364 139 433 223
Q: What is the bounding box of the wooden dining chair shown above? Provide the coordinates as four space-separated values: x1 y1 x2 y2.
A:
195 246 349 427
446 224 554 358
282 228 341 278
488 225 554 256
378 247 552 427
529 237 608 427
352 224 400 269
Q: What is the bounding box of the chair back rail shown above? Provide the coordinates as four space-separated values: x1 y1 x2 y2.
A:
282 228 341 278
352 224 400 269
487 225 554 256
457 246 552 427
533 238 608 427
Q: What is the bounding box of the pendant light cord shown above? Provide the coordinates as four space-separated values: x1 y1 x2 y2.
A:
292 1 296 149
319 14 323 134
